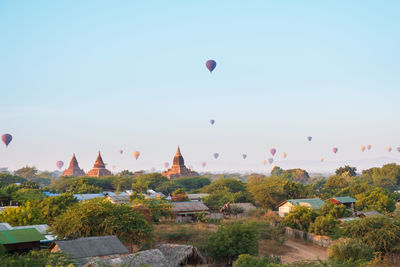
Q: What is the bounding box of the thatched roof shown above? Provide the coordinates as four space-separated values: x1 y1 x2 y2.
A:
52 236 128 259
231 203 257 212
157 243 206 266
172 202 210 213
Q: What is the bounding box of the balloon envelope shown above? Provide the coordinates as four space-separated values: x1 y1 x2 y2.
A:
282 152 287 159
332 147 338 154
320 157 324 162
360 146 366 152
387 146 392 152
206 60 216 73
213 153 219 159
210 120 215 125
163 162 169 168
307 136 312 142
133 151 140 160
262 160 267 166
201 162 206 168
242 154 247 159
270 148 276 156
56 161 64 170
1 134 12 147
367 144 371 150
268 158 274 164
119 150 123 154
397 147 400 152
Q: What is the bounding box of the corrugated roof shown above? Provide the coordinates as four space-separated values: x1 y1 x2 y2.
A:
0 228 45 244
331 196 356 204
53 236 128 259
0 223 12 231
13 224 49 235
288 198 325 210
172 202 210 213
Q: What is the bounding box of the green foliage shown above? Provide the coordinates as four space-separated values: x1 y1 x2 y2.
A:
203 189 254 211
50 199 153 247
131 197 172 222
14 166 39 179
20 180 39 189
0 201 46 226
50 176 112 193
342 215 400 252
0 173 26 186
319 201 350 219
271 166 283 177
36 193 79 223
281 168 310 184
335 166 357 177
69 179 103 193
283 206 318 231
11 188 46 204
171 176 211 192
0 250 76 267
206 222 259 265
355 187 396 213
171 188 189 201
201 177 247 193
328 238 374 263
309 215 339 236
247 176 286 209
235 254 282 267
247 219 286 245
362 163 400 190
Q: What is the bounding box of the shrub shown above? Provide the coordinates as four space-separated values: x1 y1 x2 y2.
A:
235 254 281 267
309 215 339 236
283 206 317 231
328 238 374 263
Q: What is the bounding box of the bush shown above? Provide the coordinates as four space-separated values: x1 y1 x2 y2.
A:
283 206 317 231
328 238 374 263
235 254 281 267
309 215 339 236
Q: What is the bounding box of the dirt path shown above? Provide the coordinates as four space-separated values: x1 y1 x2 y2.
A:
280 238 328 263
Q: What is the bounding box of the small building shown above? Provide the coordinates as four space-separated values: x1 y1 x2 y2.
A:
50 236 129 264
0 228 45 252
329 196 356 209
187 193 209 202
12 224 55 245
277 198 325 217
172 202 210 222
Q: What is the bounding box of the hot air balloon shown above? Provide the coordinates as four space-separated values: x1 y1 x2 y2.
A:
270 148 276 156
268 158 274 164
133 151 140 160
262 160 267 166
360 146 366 152
112 165 116 170
213 153 219 159
163 162 169 168
332 147 338 154
56 161 64 170
367 144 371 150
307 136 312 142
282 152 287 159
242 154 247 159
387 146 392 152
210 120 215 125
320 157 324 162
201 162 207 168
1 134 12 147
119 150 123 154
206 60 216 73
397 147 400 152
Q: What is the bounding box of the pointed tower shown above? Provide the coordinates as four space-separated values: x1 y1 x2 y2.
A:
87 151 112 177
162 146 198 179
62 154 86 177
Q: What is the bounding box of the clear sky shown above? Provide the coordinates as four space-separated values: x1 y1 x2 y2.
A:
1 1 399 173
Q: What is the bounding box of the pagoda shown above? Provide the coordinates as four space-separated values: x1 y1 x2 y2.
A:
87 151 112 177
61 154 86 177
162 147 198 179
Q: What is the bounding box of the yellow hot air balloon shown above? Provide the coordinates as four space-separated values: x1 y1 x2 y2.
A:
387 146 392 152
133 151 140 160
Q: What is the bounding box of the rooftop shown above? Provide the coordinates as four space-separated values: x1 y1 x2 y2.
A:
286 198 326 210
0 228 45 245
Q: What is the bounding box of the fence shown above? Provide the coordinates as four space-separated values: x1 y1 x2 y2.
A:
285 227 332 248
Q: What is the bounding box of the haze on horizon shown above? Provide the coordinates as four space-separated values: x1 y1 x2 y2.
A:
1 1 399 173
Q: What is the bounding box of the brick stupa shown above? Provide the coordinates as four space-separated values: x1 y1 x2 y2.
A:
87 151 112 177
62 154 85 177
162 147 198 179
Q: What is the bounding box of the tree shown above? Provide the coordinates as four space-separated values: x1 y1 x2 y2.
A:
235 254 281 267
362 163 400 190
335 166 357 177
21 180 39 189
309 215 339 236
355 187 396 213
328 238 374 263
171 188 189 202
0 201 46 226
11 188 46 204
283 206 318 231
319 200 350 219
50 199 153 249
14 166 39 179
247 176 286 209
206 222 259 265
0 173 26 186
201 178 247 193
0 250 76 266
281 168 310 184
36 193 79 223
171 176 211 192
342 216 400 253
271 166 283 177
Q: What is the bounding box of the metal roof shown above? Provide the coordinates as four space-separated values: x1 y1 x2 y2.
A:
0 228 45 245
287 198 326 210
331 196 356 204
0 223 12 231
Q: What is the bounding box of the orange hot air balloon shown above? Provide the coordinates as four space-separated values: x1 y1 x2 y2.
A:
320 157 324 162
262 160 267 166
360 146 366 152
282 152 287 159
133 151 140 160
387 146 392 152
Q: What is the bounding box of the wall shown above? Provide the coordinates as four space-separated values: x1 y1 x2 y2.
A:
285 227 332 248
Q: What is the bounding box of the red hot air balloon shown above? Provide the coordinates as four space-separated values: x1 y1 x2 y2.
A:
163 162 169 168
262 160 267 166
133 151 140 160
332 147 338 154
1 134 12 147
201 162 207 168
366 144 371 150
360 146 366 152
56 161 64 170
242 154 247 159
268 158 274 164
210 120 215 125
387 146 392 152
307 136 312 142
119 150 123 154
206 60 216 73
270 148 276 156
213 153 219 159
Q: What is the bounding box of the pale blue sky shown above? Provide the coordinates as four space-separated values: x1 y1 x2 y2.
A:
0 1 399 173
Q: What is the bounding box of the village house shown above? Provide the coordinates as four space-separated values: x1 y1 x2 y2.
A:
172 201 210 222
0 228 45 253
329 196 356 209
277 198 325 217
